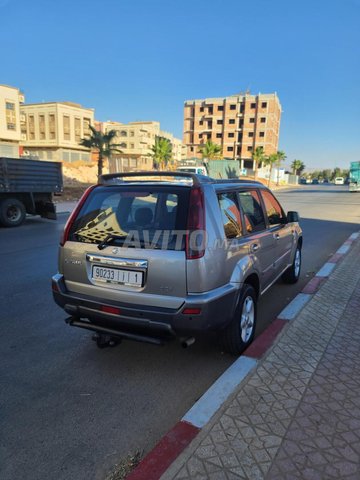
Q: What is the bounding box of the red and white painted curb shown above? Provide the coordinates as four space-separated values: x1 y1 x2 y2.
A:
127 230 360 480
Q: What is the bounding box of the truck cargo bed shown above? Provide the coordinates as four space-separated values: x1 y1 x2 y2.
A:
0 157 63 193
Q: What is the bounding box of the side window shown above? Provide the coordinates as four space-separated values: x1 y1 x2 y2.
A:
218 192 243 239
261 190 285 226
238 190 266 233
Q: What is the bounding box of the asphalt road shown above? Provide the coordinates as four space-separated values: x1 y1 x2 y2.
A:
1 184 359 480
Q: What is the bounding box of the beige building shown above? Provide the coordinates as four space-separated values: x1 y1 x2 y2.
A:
20 101 95 162
0 84 25 158
102 120 185 172
183 92 281 170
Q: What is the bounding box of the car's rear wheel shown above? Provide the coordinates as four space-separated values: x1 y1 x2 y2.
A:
0 198 26 227
220 284 257 355
282 245 301 284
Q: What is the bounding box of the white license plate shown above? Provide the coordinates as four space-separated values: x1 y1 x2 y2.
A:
92 265 143 286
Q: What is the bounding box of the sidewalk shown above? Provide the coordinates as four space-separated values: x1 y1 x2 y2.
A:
55 200 77 214
162 238 360 479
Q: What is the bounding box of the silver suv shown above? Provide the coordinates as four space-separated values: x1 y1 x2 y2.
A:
52 172 302 355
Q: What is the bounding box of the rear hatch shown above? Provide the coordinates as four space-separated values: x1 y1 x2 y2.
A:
60 184 190 308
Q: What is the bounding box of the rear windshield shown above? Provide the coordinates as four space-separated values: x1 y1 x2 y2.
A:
69 185 190 249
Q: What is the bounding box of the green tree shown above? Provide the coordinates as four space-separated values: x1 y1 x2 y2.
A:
331 167 341 181
198 140 222 160
275 150 287 185
291 159 305 175
264 153 278 186
252 146 266 179
79 125 122 177
150 136 172 170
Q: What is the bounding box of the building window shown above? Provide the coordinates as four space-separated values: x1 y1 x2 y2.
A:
250 103 256 109
259 132 265 137
83 118 91 137
5 101 16 130
130 158 137 167
130 130 134 137
28 115 35 140
229 119 235 124
227 146 234 152
130 143 135 149
49 114 56 139
63 116 70 140
217 105 224 111
217 119 223 125
249 118 255 123
120 142 127 148
240 104 245 113
260 117 266 123
247 146 253 152
261 102 267 108
199 133 203 139
228 133 235 138
200 107 204 112
216 133 222 138
230 105 236 110
207 106 213 114
120 130 127 137
74 117 81 142
39 114 46 140
248 132 254 137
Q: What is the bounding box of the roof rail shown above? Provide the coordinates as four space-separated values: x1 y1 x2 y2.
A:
99 171 213 186
212 179 263 185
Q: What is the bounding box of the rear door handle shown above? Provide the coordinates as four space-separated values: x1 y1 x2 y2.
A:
250 243 259 253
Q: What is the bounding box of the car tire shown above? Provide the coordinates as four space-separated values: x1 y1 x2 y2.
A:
282 245 301 284
0 198 26 227
221 284 257 356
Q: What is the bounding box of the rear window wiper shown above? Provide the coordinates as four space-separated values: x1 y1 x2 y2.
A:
98 234 127 250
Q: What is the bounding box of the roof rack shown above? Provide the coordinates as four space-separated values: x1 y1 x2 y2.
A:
99 171 213 186
212 179 263 185
99 171 264 187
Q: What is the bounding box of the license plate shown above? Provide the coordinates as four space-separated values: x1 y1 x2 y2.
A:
92 265 143 286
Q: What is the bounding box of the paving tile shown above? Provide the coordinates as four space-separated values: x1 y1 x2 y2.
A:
162 241 360 480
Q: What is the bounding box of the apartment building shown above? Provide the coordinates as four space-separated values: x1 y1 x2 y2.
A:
0 84 25 157
20 102 95 162
183 92 281 170
102 120 185 172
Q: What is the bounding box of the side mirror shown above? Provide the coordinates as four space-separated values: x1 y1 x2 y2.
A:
287 211 300 223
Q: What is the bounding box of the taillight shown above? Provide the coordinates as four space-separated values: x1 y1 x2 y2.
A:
60 185 97 246
186 186 206 259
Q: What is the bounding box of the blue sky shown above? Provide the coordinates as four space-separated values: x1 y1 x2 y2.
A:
1 0 359 169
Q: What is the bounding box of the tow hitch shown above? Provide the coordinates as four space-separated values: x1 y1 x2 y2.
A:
91 332 121 349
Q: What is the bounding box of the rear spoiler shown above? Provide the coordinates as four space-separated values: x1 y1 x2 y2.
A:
99 171 213 186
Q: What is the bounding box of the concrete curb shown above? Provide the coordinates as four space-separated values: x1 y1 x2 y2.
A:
126 229 360 480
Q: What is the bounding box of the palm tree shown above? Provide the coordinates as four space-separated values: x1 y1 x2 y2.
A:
264 153 278 187
275 150 287 185
150 136 172 170
198 140 222 160
79 125 123 177
291 159 303 175
252 146 266 179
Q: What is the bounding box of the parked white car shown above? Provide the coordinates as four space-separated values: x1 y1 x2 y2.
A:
334 177 344 185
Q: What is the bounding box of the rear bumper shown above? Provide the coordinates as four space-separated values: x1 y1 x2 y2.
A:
52 274 239 338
